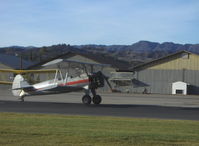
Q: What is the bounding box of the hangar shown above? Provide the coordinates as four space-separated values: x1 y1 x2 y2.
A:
111 50 199 95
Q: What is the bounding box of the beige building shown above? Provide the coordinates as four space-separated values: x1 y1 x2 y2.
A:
111 51 199 95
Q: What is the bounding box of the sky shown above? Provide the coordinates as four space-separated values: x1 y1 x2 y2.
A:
0 0 199 47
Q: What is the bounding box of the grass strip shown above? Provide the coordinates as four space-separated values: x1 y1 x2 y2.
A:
0 112 199 146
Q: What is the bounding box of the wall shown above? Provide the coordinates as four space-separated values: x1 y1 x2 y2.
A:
133 69 199 95
148 53 199 70
131 53 199 95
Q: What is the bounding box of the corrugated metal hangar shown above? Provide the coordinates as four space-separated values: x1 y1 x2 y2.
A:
111 50 199 95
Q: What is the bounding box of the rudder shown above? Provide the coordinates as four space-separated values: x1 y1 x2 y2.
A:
12 74 29 96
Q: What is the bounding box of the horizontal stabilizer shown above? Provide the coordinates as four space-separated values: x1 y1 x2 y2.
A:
13 85 35 92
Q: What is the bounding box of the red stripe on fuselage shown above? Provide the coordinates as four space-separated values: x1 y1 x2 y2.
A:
60 79 89 86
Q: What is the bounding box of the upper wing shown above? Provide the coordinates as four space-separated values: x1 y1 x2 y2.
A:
63 59 111 67
41 58 111 67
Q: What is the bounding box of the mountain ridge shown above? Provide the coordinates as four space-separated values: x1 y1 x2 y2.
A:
0 41 199 69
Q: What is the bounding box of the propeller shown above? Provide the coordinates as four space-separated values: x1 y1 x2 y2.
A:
101 74 113 92
89 71 113 92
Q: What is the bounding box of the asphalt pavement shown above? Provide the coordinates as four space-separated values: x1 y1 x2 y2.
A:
0 87 199 120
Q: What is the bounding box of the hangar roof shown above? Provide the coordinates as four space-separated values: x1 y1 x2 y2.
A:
0 54 35 69
131 50 196 71
28 51 130 70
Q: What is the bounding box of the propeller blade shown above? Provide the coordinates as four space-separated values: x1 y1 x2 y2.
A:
102 74 113 92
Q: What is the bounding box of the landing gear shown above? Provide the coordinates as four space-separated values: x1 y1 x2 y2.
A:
82 95 92 105
92 95 102 105
82 71 105 105
90 88 102 105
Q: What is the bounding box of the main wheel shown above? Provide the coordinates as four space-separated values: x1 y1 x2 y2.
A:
82 95 91 105
92 95 102 105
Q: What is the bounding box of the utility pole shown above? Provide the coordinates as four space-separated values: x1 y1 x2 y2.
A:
15 53 23 70
20 54 23 70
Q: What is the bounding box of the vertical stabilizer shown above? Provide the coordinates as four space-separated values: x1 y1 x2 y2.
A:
12 74 29 96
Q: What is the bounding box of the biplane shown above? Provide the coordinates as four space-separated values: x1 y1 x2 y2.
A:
0 60 112 105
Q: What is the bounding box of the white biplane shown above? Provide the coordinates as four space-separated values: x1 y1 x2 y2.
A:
1 60 112 105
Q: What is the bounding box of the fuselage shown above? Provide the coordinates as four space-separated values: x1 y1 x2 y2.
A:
31 73 89 95
12 73 90 97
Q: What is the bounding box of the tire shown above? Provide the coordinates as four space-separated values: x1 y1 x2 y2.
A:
82 95 91 105
92 95 102 105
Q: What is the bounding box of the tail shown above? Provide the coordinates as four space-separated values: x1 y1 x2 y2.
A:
12 74 30 97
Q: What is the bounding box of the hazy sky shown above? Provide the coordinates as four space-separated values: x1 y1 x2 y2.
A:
0 0 199 47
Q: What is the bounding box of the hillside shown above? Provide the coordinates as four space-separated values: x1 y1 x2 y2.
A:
0 41 199 69
75 41 199 64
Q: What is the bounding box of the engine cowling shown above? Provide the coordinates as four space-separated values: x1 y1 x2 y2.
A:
89 71 104 89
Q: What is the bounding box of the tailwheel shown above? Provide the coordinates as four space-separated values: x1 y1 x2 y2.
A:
82 95 91 105
92 95 102 105
19 96 25 102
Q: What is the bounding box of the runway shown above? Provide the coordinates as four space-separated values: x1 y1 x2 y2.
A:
0 88 199 120
0 100 199 120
